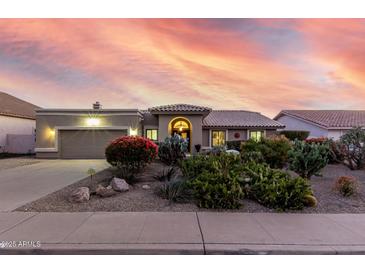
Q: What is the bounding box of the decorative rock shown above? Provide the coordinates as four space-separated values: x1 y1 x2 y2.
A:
111 177 130 192
226 149 240 155
95 184 117 197
142 184 151 190
71 187 90 203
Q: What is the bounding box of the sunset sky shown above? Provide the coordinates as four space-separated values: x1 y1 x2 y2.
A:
0 19 364 117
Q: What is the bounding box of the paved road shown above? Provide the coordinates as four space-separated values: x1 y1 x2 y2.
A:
0 160 109 212
1 212 365 254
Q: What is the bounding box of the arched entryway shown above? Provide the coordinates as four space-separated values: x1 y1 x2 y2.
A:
168 117 192 152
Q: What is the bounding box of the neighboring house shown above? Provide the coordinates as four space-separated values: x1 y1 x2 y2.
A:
274 110 365 140
35 103 284 159
0 92 40 154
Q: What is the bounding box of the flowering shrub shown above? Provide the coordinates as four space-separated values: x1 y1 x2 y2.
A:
105 136 158 181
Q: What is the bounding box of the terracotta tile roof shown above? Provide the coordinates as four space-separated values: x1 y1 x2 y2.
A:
148 104 212 113
275 110 365 129
203 110 284 128
0 92 40 120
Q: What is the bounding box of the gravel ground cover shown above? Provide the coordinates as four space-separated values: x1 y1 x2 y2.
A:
16 161 365 213
0 156 42 171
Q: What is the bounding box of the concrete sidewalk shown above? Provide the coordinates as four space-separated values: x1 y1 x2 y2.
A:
1 212 365 254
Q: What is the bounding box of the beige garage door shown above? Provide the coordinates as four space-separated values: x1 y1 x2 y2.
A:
60 129 127 159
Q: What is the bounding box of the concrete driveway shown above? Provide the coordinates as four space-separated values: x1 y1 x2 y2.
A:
0 160 109 212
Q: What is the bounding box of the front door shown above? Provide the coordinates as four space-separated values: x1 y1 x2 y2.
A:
171 119 191 152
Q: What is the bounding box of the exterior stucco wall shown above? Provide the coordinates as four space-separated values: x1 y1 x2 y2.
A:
228 129 248 141
0 115 35 152
157 114 203 151
276 115 328 138
36 113 142 157
327 129 350 140
265 129 277 137
202 129 210 147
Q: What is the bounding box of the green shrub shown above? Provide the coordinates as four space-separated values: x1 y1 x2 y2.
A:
105 136 158 181
288 140 329 179
241 151 265 164
181 154 216 179
334 176 359 197
280 130 310 141
155 179 191 202
304 138 346 164
241 135 291 168
158 134 188 165
226 140 243 151
243 162 313 210
181 153 243 180
190 172 243 209
340 127 365 170
182 153 245 209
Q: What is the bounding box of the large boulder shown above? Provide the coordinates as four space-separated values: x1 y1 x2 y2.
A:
71 187 90 203
111 177 130 192
95 184 117 198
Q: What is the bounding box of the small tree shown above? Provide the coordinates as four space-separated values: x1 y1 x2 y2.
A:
288 140 329 179
340 127 365 170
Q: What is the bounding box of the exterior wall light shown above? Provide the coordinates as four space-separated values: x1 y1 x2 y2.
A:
47 128 55 138
86 118 100 127
129 127 138 136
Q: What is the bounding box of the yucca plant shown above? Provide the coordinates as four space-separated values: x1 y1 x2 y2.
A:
153 167 177 182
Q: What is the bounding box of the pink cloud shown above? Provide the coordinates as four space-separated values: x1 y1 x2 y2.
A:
0 19 364 117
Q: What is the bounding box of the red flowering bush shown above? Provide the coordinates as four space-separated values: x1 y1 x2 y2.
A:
105 136 158 181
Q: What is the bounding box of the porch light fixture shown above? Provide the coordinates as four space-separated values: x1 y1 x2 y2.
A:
129 127 138 136
47 128 55 138
86 117 100 127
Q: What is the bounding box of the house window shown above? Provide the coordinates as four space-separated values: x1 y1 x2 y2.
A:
146 129 158 141
211 130 226 147
250 130 264 142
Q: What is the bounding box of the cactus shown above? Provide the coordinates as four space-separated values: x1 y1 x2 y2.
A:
288 140 329 179
304 195 318 207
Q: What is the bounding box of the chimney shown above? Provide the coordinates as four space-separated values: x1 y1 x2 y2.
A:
93 101 101 110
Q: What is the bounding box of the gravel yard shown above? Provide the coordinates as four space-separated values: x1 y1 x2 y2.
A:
0 156 42 171
16 161 365 213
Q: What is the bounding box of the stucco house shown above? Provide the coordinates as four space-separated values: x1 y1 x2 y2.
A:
0 92 39 154
274 110 365 140
35 103 284 159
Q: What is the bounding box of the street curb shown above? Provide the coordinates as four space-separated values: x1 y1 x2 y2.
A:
0 243 204 255
2 244 365 255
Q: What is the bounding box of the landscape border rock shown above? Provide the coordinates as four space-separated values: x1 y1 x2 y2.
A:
111 177 130 192
70 187 90 203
